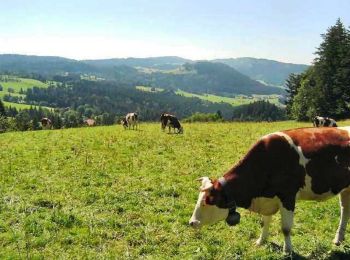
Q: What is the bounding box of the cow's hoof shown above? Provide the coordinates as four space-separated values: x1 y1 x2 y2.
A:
333 238 343 246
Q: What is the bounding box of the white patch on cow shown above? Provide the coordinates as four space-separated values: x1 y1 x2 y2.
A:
297 174 334 201
334 189 350 245
273 132 310 167
268 132 335 200
338 126 350 137
256 215 272 246
248 196 280 216
280 207 294 253
189 177 228 228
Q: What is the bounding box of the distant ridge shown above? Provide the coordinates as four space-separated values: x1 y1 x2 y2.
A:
0 54 307 95
214 57 309 86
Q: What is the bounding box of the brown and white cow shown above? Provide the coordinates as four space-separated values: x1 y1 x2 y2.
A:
189 127 350 253
41 117 52 129
122 112 138 130
160 113 183 134
313 116 337 127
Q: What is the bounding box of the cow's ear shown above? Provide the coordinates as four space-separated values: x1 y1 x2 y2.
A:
201 183 213 192
200 177 213 192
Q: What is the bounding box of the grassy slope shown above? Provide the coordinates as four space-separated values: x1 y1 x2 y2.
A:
1 122 350 258
176 89 282 107
0 76 49 108
135 86 282 107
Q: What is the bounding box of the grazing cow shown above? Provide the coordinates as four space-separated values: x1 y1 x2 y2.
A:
189 127 350 253
313 116 337 127
160 113 183 134
41 118 52 129
122 112 138 130
84 118 96 127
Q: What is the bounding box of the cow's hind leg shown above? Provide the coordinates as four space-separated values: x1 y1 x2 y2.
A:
256 215 272 246
280 207 294 253
333 189 350 245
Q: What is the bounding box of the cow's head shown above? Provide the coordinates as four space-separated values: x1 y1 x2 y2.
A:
189 177 232 228
178 126 184 134
121 118 128 129
160 113 168 130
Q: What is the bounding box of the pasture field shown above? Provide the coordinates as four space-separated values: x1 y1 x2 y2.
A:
0 76 50 108
1 121 350 259
0 76 48 92
135 86 283 107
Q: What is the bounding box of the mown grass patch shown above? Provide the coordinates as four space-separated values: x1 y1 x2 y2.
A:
1 121 350 258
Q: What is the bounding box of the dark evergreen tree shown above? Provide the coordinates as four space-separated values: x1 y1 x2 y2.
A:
285 73 302 117
0 100 5 117
314 18 350 118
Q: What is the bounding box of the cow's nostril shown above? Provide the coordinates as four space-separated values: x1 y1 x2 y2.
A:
189 221 194 226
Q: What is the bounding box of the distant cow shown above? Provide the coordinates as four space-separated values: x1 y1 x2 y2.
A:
190 127 350 253
313 116 337 127
41 118 52 129
122 112 138 130
160 113 183 134
84 118 96 127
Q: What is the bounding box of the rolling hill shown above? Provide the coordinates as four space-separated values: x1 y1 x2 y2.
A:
215 57 309 86
149 62 285 95
0 54 285 95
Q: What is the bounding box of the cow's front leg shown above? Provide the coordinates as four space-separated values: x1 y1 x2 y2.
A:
280 207 294 253
333 189 350 245
256 215 272 246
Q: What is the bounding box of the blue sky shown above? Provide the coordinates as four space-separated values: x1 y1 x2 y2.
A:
1 0 349 64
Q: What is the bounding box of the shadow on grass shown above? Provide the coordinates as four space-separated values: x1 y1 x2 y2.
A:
326 250 350 260
268 242 307 260
269 242 350 260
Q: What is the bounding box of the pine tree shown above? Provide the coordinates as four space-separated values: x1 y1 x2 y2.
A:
285 73 302 117
314 18 350 118
0 100 5 117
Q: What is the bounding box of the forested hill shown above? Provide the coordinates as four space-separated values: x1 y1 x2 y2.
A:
0 54 285 95
83 56 190 70
149 62 285 95
24 80 235 120
214 57 309 86
0 54 97 75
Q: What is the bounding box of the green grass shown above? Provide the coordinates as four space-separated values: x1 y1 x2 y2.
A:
0 76 52 109
135 86 282 107
2 101 52 110
136 85 164 92
1 121 350 258
0 76 48 92
176 89 282 107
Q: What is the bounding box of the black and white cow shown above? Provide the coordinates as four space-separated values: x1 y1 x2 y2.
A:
122 112 138 130
41 117 52 129
189 127 350 253
313 116 337 127
160 113 183 134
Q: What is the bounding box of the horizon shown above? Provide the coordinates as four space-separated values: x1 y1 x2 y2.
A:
1 0 350 65
0 53 310 65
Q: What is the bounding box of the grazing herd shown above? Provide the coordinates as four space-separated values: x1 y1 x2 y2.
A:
37 112 347 254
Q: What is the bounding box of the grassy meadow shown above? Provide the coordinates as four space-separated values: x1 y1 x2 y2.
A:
135 86 283 107
0 76 50 109
2 121 350 259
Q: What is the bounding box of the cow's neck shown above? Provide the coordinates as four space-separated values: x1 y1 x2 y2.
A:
219 160 262 209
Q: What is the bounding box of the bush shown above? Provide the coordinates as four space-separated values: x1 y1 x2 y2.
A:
183 112 224 123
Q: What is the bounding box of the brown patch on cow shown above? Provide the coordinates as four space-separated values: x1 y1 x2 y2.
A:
207 134 306 211
285 128 350 195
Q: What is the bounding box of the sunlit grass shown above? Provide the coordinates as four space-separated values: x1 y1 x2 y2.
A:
1 121 350 258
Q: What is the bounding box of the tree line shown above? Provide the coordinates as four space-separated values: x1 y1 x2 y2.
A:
285 19 350 121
